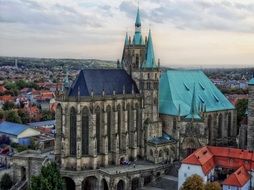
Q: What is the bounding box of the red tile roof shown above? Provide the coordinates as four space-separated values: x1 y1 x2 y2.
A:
182 146 215 175
223 166 250 187
0 86 7 93
182 146 254 175
0 95 13 102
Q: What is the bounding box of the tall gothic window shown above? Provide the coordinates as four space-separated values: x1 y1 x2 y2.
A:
228 112 232 137
55 104 62 164
127 104 131 147
106 106 112 152
136 54 139 68
136 104 140 148
218 114 223 138
70 107 77 156
95 106 101 154
117 105 122 153
173 118 177 131
82 107 89 155
208 115 212 145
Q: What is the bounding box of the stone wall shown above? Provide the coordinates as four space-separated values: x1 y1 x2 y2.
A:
57 95 146 170
247 85 254 150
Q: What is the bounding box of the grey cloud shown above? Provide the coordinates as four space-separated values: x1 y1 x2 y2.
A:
0 0 102 28
119 0 254 33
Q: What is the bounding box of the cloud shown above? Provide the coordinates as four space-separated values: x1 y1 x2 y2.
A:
0 0 104 27
119 0 254 33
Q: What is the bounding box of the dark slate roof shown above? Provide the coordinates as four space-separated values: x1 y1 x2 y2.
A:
28 120 55 128
68 69 139 97
148 132 176 145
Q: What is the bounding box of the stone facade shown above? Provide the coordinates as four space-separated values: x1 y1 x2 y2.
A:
238 79 254 151
56 94 157 170
247 83 254 150
160 109 237 159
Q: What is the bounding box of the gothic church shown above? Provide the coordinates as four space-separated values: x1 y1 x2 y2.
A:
55 7 236 190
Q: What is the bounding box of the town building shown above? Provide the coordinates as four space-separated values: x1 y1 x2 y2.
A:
238 76 254 150
0 121 40 145
178 146 254 190
222 166 250 190
247 76 254 151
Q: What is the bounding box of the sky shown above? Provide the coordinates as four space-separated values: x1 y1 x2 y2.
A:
0 0 254 68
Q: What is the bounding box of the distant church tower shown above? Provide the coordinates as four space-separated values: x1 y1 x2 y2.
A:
247 76 254 150
121 7 161 123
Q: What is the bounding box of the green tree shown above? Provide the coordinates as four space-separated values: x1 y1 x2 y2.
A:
0 110 4 120
205 182 221 190
41 110 55 121
181 174 204 190
5 82 17 91
235 99 248 125
18 109 30 124
0 173 13 190
6 111 22 123
2 101 15 111
30 162 63 190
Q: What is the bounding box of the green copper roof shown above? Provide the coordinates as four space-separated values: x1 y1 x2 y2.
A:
124 32 129 46
143 30 157 68
185 84 202 121
135 8 141 27
159 70 235 116
249 78 254 85
133 32 143 45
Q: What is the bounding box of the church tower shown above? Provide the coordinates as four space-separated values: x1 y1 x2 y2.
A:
247 76 254 150
121 7 161 123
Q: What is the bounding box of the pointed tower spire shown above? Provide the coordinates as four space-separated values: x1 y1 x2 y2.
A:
63 66 69 90
143 29 157 68
135 7 141 28
185 83 201 121
133 6 143 45
124 32 129 46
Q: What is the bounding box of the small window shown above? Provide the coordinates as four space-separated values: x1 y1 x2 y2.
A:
148 73 150 79
188 166 190 170
184 173 187 178
183 82 190 91
199 82 205 90
213 93 219 102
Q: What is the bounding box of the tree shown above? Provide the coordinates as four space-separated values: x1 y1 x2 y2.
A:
0 110 4 120
18 109 30 124
30 162 63 190
0 173 13 190
41 110 55 121
2 101 15 111
235 99 248 125
205 182 221 190
181 174 204 190
5 111 22 123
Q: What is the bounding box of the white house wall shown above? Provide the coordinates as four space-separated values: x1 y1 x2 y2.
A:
223 180 250 190
18 128 40 138
178 164 207 190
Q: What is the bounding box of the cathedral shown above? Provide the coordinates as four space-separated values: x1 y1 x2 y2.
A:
55 7 237 190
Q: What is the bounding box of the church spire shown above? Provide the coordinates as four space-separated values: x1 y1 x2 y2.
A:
124 32 129 46
133 6 143 45
135 7 141 28
143 29 156 68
